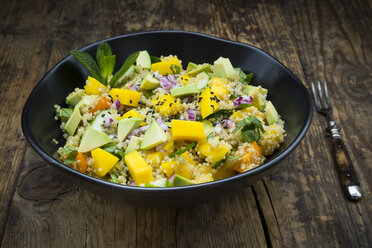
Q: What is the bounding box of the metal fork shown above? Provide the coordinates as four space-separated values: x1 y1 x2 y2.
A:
311 81 362 201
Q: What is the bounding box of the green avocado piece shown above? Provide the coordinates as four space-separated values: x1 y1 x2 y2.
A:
244 85 268 97
173 174 193 186
57 108 73 122
170 84 200 97
125 136 143 155
66 89 84 106
117 117 143 142
213 57 236 79
249 88 266 111
136 50 151 69
265 101 279 125
145 178 172 187
64 107 82 136
195 72 210 90
140 73 160 90
186 62 198 72
75 95 98 112
78 126 112 153
117 65 136 85
202 119 214 136
140 120 168 150
187 63 211 75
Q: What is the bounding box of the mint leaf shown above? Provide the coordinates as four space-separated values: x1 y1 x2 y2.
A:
170 142 196 158
70 50 105 84
234 103 251 110
150 56 161 63
241 128 260 143
170 64 181 74
245 73 253 84
59 145 78 165
227 153 247 160
108 51 139 87
97 42 116 82
232 116 265 143
206 132 215 141
57 108 73 122
59 145 77 155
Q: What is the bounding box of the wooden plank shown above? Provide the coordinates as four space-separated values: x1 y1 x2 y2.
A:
0 0 64 243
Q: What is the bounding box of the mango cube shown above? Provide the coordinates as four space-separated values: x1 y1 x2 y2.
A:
199 87 219 119
151 93 182 116
144 151 165 165
151 57 181 75
161 161 176 178
109 88 141 107
91 148 119 177
118 109 147 126
171 120 205 141
198 141 230 164
85 76 107 95
194 174 214 183
124 151 153 185
210 77 228 98
175 153 195 179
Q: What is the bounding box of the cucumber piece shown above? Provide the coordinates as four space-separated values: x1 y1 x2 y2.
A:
195 72 210 90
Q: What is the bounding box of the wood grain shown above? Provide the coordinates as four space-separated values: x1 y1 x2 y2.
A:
0 0 371 247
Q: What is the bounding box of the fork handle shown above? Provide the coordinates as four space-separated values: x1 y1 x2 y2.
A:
330 136 362 201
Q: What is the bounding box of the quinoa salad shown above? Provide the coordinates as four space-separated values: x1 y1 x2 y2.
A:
55 42 286 187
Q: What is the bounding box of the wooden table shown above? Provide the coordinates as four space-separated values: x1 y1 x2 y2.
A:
1 0 371 247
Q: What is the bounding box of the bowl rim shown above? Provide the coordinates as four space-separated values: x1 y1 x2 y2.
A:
21 30 313 192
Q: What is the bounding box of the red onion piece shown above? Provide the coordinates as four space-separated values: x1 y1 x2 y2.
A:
155 72 180 91
168 172 175 183
126 125 149 140
128 180 137 186
104 115 113 128
233 95 253 106
129 83 140 91
186 108 200 121
156 117 168 132
110 99 121 110
225 119 235 129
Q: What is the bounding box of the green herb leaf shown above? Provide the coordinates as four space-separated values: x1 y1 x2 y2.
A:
206 132 215 141
206 109 233 119
212 152 229 169
96 42 116 82
59 145 77 155
150 56 161 63
234 103 251 110
59 145 78 165
102 143 125 159
231 116 265 143
170 142 196 158
70 50 105 84
57 108 73 122
108 51 139 87
145 91 153 99
109 173 119 183
170 64 181 74
245 73 253 84
102 143 117 153
227 153 247 160
241 128 260 143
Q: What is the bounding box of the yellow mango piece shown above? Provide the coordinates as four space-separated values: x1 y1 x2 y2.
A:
231 106 265 121
171 120 205 141
144 151 165 165
210 77 229 98
91 148 119 177
175 153 195 180
212 164 236 180
151 93 182 116
181 75 190 85
194 174 214 183
198 141 230 164
117 109 147 126
84 76 107 95
161 161 176 178
109 88 141 107
151 57 181 75
199 87 219 119
124 151 153 185
162 141 175 153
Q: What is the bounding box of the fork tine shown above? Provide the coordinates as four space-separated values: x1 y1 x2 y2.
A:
323 80 332 110
311 82 321 111
317 81 326 109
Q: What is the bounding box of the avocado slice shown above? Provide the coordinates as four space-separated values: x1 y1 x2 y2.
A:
145 178 172 187
140 73 160 90
170 84 200 97
195 72 210 90
265 101 279 125
213 57 236 79
173 174 193 186
186 62 198 72
57 108 73 122
140 120 168 150
249 88 266 111
117 117 143 142
66 89 84 106
136 50 151 69
64 107 82 136
187 63 211 75
78 126 112 153
125 136 143 155
117 64 136 85
202 119 214 136
244 85 268 97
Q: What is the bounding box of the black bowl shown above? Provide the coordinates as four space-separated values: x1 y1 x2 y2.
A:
22 31 312 207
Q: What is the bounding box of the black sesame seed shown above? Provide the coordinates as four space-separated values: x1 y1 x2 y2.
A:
174 99 177 103
101 114 105 117
211 91 214 94
116 95 119 97
156 97 159 100
169 103 173 107
130 99 133 104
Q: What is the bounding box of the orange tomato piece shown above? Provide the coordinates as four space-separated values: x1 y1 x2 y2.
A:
234 141 262 173
90 96 112 114
76 152 87 173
